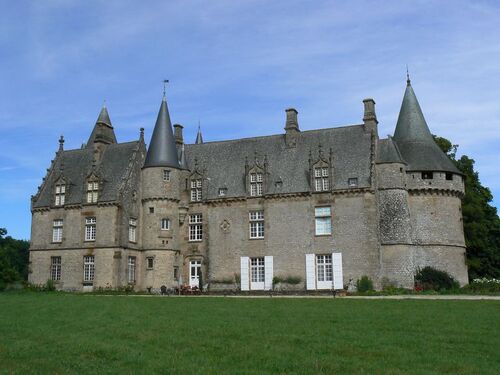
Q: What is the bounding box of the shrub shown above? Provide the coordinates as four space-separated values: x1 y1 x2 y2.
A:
465 278 500 293
284 276 301 285
45 279 56 291
356 276 374 292
272 276 283 287
415 266 459 291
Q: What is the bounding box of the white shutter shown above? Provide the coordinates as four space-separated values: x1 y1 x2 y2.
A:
264 256 273 290
332 252 343 290
306 254 316 290
240 257 249 291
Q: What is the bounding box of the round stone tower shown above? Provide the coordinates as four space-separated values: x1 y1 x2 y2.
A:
379 77 468 287
141 97 185 290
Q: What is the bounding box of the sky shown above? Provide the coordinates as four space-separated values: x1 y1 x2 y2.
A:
1 0 499 240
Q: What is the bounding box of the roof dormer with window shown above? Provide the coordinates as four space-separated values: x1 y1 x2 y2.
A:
309 145 333 193
245 153 268 197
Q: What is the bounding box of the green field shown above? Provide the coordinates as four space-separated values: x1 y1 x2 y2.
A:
0 294 499 374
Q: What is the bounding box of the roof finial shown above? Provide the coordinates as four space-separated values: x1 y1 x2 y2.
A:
163 79 169 98
103 99 106 108
406 65 411 85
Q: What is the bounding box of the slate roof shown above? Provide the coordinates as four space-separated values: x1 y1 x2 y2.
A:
144 98 180 168
33 141 140 208
86 106 117 147
393 80 460 174
185 125 373 200
377 137 405 164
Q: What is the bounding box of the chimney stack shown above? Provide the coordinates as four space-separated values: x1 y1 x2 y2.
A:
173 124 184 146
284 108 300 148
363 98 378 133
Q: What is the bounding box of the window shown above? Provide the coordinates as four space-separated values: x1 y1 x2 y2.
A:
250 173 263 196
161 218 170 231
52 219 63 243
85 217 96 241
315 207 332 235
51 256 61 281
348 178 358 187
163 169 171 181
251 257 265 283
218 188 227 197
446 173 453 181
83 255 95 282
316 254 333 282
189 214 203 241
55 184 65 206
422 172 433 180
146 257 154 270
128 256 136 283
173 266 179 281
314 167 329 191
191 179 202 202
86 181 99 203
128 218 137 242
149 207 154 214
249 211 264 239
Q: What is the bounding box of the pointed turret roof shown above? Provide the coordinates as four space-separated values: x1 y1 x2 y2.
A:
144 98 180 168
392 79 460 173
195 125 204 144
86 106 117 148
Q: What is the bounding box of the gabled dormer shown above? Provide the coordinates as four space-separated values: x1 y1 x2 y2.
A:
189 159 204 202
245 153 268 197
85 173 100 204
54 176 67 207
309 145 333 192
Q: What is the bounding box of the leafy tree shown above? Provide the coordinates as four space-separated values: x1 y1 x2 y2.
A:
0 228 30 290
434 136 500 279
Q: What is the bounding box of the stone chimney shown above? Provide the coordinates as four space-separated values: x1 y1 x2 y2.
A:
173 124 183 146
284 108 300 148
363 98 378 133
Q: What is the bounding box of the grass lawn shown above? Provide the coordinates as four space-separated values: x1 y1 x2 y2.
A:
0 293 499 374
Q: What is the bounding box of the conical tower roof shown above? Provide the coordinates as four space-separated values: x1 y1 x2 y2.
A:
195 125 203 144
144 98 180 169
86 106 117 147
393 79 460 173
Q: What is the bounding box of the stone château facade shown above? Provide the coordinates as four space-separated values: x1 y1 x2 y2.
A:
28 78 469 292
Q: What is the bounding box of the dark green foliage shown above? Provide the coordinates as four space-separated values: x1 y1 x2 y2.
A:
284 276 301 285
434 136 500 279
0 228 30 290
356 275 374 292
415 266 459 291
463 278 500 293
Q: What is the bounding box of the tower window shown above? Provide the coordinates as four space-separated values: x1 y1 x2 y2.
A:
218 188 227 197
51 256 61 281
446 173 453 181
422 172 433 180
314 167 329 191
146 257 154 270
163 170 171 181
128 218 137 243
149 207 154 214
161 218 170 230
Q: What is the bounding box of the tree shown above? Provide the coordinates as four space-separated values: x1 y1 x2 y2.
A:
0 228 30 290
434 136 500 279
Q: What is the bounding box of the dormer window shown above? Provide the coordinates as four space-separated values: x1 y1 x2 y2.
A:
86 181 99 203
348 178 358 187
314 167 329 192
55 183 66 206
191 179 202 202
250 172 263 196
218 188 227 197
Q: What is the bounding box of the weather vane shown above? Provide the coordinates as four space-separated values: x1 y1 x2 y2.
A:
406 65 410 84
163 79 169 97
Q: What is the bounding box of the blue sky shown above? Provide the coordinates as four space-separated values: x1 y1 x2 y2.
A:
1 0 499 239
